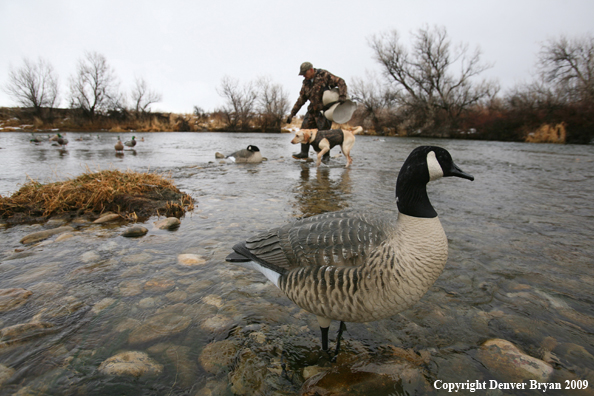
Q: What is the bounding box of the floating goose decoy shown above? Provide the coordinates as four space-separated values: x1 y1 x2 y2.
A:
124 136 136 148
226 145 263 163
226 146 474 355
115 136 124 153
56 133 68 147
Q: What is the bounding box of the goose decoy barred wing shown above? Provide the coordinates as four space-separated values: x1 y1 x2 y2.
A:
225 145 474 355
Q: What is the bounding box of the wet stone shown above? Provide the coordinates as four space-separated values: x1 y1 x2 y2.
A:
476 339 553 383
118 280 144 297
229 348 268 395
199 339 239 375
98 351 163 377
177 253 207 266
93 213 121 224
165 290 188 302
0 364 15 387
55 232 75 242
92 298 117 314
200 314 234 333
0 288 32 312
19 226 75 244
128 312 192 344
154 217 181 230
144 278 175 293
122 226 148 237
300 358 431 396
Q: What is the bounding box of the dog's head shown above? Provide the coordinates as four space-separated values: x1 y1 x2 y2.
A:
291 129 316 144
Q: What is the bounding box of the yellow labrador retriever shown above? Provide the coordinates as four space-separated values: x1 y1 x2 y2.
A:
291 126 362 167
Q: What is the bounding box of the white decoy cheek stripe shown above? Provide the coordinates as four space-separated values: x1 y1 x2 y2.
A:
427 151 444 181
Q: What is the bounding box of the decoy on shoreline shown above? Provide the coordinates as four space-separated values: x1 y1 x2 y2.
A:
226 146 474 356
226 145 263 163
124 136 137 148
115 137 124 153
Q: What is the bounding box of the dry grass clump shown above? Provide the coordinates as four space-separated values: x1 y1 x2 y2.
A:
0 169 194 221
525 123 567 143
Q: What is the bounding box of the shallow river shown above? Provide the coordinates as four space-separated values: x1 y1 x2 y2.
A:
0 132 593 395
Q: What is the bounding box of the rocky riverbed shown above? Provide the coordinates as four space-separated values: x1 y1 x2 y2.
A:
0 133 593 395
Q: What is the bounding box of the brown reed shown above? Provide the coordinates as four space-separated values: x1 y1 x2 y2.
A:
0 168 194 219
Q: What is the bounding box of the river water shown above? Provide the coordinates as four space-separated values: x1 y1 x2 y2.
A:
0 132 593 395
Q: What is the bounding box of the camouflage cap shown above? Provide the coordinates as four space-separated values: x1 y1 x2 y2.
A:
299 62 313 75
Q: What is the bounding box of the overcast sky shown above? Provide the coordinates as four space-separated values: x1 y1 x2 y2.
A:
1 0 593 114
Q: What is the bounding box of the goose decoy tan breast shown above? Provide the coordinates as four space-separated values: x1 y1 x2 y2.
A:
115 137 124 152
226 145 263 163
226 146 474 354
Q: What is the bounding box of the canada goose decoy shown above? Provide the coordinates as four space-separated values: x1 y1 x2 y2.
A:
226 145 263 163
56 133 68 147
124 136 137 148
226 146 474 355
115 136 124 152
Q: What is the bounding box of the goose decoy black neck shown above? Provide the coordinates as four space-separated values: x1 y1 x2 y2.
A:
396 146 474 218
226 145 474 356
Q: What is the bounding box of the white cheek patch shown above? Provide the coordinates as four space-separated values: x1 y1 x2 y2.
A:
427 151 444 181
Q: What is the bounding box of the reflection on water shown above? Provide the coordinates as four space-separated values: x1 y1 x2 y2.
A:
293 164 352 217
0 132 593 395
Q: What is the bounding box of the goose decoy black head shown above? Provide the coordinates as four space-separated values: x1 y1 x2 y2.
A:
226 145 263 163
225 146 473 356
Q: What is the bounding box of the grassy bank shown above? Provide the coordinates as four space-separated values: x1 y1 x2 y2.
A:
0 169 195 224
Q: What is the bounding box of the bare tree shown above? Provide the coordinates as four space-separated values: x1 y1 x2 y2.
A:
256 76 289 131
3 57 59 115
69 51 121 117
350 71 396 132
131 76 162 116
369 25 498 132
538 34 594 104
216 76 257 131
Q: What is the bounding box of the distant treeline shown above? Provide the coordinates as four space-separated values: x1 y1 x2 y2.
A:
2 27 593 143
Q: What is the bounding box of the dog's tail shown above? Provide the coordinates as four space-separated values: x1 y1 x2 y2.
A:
352 126 363 135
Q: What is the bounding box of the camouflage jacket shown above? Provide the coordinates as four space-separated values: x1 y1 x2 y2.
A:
290 68 347 117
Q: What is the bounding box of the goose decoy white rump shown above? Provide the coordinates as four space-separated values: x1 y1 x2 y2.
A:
226 145 263 163
226 146 474 353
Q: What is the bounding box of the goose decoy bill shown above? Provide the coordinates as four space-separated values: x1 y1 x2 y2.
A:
226 146 474 356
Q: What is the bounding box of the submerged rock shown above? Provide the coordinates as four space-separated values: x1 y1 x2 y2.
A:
128 312 192 344
0 288 32 312
198 339 239 375
476 339 553 383
300 358 430 396
177 253 206 266
98 351 163 377
0 364 14 387
20 226 75 244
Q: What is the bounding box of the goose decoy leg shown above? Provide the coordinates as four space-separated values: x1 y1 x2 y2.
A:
317 316 331 352
332 321 347 360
